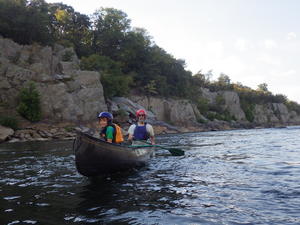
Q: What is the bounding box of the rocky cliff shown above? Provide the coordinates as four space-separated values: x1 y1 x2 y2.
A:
1 36 300 142
0 36 107 123
253 103 300 125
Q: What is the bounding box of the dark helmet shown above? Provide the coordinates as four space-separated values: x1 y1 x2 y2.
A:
98 112 113 121
136 109 146 118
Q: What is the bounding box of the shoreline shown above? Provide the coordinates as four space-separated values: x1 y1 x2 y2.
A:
1 120 298 144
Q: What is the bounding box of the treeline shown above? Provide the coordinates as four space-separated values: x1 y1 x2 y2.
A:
1 0 299 120
0 0 194 98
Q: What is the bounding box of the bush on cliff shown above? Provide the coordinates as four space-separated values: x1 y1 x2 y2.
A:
0 116 19 130
80 54 133 98
17 82 41 122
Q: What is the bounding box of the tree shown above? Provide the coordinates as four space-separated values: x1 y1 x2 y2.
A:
205 70 214 82
217 73 231 86
80 54 133 98
48 2 91 56
0 0 53 45
118 28 153 73
257 83 269 93
91 8 131 59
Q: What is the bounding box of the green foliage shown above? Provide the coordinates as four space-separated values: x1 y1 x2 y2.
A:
101 73 133 98
80 54 118 72
64 126 74 132
243 103 255 122
206 112 216 121
206 110 235 122
208 95 225 114
17 82 41 122
286 101 300 114
196 97 209 114
144 80 158 95
257 83 269 93
0 0 53 45
216 95 225 105
223 110 236 121
57 39 74 48
217 73 231 86
0 116 19 130
196 117 206 124
62 50 74 61
0 100 9 107
92 7 131 59
80 54 133 98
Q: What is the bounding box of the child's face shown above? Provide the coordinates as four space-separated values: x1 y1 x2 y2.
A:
99 118 108 128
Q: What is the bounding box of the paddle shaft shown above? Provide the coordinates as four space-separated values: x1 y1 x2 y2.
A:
130 141 185 156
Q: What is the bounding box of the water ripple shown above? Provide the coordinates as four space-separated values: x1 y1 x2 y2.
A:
0 127 300 224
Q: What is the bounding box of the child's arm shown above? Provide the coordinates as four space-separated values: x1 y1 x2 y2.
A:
106 126 114 143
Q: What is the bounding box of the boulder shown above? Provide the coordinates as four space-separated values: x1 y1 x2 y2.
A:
0 37 22 61
111 97 156 120
0 125 14 142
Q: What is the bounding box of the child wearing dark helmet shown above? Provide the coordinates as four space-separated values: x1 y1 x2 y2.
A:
98 112 123 143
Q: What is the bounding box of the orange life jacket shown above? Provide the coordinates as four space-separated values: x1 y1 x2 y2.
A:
112 123 124 143
100 123 124 143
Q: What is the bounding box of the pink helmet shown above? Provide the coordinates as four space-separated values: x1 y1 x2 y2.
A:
136 109 146 118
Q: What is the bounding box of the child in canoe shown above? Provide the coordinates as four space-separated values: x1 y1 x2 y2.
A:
98 112 124 144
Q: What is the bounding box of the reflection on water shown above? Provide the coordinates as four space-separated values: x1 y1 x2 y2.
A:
1 127 300 225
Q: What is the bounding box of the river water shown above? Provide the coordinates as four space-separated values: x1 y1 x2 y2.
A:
1 127 300 225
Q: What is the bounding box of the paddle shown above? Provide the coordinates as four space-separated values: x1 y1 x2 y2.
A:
177 142 223 147
129 141 185 156
155 145 185 156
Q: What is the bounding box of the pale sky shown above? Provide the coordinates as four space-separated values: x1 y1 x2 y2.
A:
46 0 300 103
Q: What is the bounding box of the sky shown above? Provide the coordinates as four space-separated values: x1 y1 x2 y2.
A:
46 0 300 103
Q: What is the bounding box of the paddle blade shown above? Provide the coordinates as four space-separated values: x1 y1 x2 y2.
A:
168 148 185 156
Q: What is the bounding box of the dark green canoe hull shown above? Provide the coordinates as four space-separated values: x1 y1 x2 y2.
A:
73 131 154 177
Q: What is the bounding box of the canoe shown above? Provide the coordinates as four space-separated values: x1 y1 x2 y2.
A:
73 131 155 177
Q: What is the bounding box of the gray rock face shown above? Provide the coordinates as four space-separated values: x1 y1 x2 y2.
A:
200 88 217 104
253 103 300 124
0 36 107 122
289 111 300 123
0 125 14 142
38 72 107 122
129 96 199 126
221 91 246 121
253 104 279 124
200 88 246 122
272 103 289 122
111 97 156 120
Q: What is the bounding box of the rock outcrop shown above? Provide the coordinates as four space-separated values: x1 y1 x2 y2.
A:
0 36 107 123
254 103 300 125
129 96 200 126
0 125 14 142
221 91 246 121
200 88 246 122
